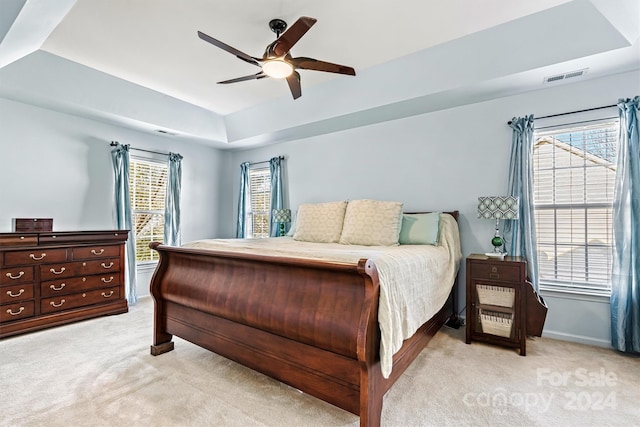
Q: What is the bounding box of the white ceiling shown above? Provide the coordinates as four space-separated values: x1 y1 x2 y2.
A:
0 0 638 149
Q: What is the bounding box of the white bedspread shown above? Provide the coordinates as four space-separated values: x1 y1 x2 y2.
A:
183 213 462 378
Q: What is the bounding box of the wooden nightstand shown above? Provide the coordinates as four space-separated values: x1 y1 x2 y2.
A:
466 254 528 355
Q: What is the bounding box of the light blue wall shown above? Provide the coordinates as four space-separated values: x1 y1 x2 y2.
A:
0 97 230 297
1 69 638 346
224 70 640 348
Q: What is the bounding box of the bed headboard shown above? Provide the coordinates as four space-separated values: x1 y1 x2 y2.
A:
406 211 459 222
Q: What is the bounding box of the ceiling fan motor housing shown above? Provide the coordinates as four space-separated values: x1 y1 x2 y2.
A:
269 19 287 37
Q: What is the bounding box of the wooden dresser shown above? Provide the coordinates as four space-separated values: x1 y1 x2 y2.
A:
0 230 129 339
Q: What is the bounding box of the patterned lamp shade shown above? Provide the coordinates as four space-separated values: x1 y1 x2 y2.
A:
477 196 519 220
272 208 291 223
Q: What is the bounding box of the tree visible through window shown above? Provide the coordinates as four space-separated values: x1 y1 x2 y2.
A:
129 157 168 262
247 167 271 238
532 120 618 294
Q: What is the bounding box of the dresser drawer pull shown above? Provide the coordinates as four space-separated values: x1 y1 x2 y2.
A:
6 289 25 298
91 249 105 255
6 271 25 280
50 267 66 275
101 262 114 269
30 253 46 260
101 291 114 298
101 276 114 283
50 299 66 308
50 283 66 291
6 307 25 316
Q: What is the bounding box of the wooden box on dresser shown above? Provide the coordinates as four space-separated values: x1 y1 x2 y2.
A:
0 230 129 339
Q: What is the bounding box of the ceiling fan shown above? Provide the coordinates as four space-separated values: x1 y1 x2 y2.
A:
197 16 356 100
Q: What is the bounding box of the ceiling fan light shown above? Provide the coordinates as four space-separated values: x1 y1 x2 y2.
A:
262 59 293 78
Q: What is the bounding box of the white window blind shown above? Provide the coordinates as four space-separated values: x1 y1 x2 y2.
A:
533 119 618 294
129 157 168 262
247 167 271 238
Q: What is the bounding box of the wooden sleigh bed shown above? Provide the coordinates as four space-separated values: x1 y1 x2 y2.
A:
149 210 461 427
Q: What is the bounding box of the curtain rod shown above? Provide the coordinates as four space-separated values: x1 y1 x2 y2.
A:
110 141 170 157
248 156 285 166
507 104 617 125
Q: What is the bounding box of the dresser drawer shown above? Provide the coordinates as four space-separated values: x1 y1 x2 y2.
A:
1 301 35 322
3 248 68 266
39 231 127 245
1 283 34 303
469 262 522 282
0 267 35 285
0 234 38 247
72 245 121 260
41 274 120 297
41 286 120 314
40 258 120 281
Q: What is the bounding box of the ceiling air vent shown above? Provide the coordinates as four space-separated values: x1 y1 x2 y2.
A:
543 68 588 84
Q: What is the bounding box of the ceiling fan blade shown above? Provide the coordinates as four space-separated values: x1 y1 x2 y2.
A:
273 17 317 57
286 71 302 99
197 31 261 67
292 57 356 76
217 72 267 84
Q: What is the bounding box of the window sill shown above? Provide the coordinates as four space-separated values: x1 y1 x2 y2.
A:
539 285 611 304
136 261 158 271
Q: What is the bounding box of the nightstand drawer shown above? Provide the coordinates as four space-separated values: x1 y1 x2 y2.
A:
470 263 521 282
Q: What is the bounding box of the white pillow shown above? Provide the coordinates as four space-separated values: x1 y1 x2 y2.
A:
293 201 348 243
339 199 404 246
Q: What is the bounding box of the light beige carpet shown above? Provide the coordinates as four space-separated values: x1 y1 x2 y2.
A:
1 297 638 427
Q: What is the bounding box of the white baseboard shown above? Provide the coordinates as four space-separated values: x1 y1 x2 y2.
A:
458 315 612 349
539 330 611 349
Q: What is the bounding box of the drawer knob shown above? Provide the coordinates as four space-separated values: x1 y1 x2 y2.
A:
50 283 66 291
6 271 25 280
30 253 46 260
101 276 114 283
101 262 114 269
91 249 105 255
50 267 66 275
50 299 66 308
490 266 500 279
102 291 114 298
6 289 25 298
6 307 25 316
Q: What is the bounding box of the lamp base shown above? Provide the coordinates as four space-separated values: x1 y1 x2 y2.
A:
484 252 506 260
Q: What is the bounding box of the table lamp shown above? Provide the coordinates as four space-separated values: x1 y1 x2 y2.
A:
272 208 291 237
477 196 519 258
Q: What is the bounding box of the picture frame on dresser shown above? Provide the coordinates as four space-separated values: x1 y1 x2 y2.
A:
0 230 129 339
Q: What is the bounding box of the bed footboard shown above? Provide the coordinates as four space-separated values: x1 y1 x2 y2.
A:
149 242 453 427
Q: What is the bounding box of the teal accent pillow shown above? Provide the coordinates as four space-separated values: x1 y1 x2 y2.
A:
399 212 440 245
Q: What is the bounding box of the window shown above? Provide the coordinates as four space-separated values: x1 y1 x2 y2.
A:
129 157 168 262
532 119 618 294
246 166 271 238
